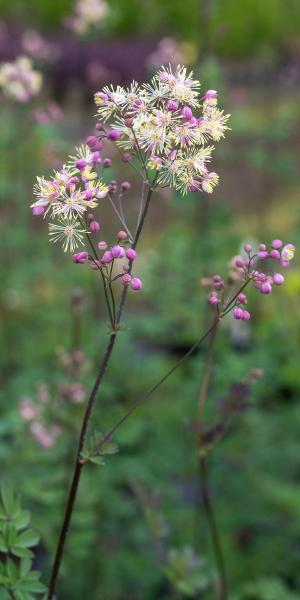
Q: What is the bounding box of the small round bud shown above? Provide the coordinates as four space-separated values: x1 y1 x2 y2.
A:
117 230 127 240
235 257 245 268
108 129 121 141
181 106 193 121
121 274 132 286
244 243 252 254
258 251 269 260
259 243 267 251
260 282 272 294
72 252 88 264
103 158 112 168
122 152 132 163
98 241 108 250
204 90 218 100
86 136 103 151
233 307 244 320
167 100 179 111
76 159 88 170
131 277 142 291
237 293 247 304
101 251 113 264
87 213 94 221
273 273 284 285
111 245 125 259
32 205 45 216
271 239 283 249
213 274 222 283
121 181 131 192
270 249 280 260
124 118 134 127
242 310 251 321
89 220 100 234
126 248 137 261
209 294 220 306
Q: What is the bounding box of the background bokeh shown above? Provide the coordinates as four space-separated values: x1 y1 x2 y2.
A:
1 1 300 598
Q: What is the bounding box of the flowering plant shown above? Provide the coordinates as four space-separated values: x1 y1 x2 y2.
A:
1 65 294 599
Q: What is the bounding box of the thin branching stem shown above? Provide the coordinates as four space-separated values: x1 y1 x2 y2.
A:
47 179 155 600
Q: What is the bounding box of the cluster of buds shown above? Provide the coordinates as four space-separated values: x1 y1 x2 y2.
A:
207 240 296 321
72 229 143 292
94 65 230 195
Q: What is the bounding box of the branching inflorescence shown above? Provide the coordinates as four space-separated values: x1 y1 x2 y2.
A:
29 65 296 599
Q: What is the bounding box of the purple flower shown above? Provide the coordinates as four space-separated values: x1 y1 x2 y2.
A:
111 245 125 259
131 277 142 291
72 252 88 264
126 248 137 261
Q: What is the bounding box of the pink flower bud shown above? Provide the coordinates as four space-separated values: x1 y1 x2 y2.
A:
32 205 45 216
260 282 272 294
244 243 252 253
121 274 132 286
273 273 284 285
101 251 113 264
233 307 244 320
103 158 112 168
259 244 267 251
91 151 101 164
111 245 125 259
167 100 179 111
124 118 134 127
258 251 269 260
72 252 88 264
89 220 100 234
213 274 222 283
98 241 108 250
209 294 220 305
271 239 283 249
237 293 247 304
117 230 127 240
131 277 142 291
108 129 121 141
242 310 251 321
270 249 280 260
126 248 137 261
122 152 132 162
181 106 193 121
86 136 103 151
235 257 245 268
204 90 217 100
76 159 88 170
121 181 131 191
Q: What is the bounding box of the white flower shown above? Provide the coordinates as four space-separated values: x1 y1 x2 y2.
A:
49 218 86 252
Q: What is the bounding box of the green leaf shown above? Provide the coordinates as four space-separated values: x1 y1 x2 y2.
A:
15 529 39 548
14 511 31 531
20 558 32 578
88 456 105 466
0 481 20 518
0 481 15 515
10 546 33 559
0 534 7 552
6 558 19 582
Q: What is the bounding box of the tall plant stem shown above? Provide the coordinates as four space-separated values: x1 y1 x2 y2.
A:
47 184 154 599
197 320 228 600
199 455 228 600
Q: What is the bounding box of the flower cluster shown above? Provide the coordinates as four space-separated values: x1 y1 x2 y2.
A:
0 55 42 102
65 0 109 34
73 229 143 292
94 65 230 195
31 140 109 251
207 240 296 320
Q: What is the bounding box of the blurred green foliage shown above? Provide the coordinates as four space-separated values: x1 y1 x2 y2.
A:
1 3 300 594
1 0 300 58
